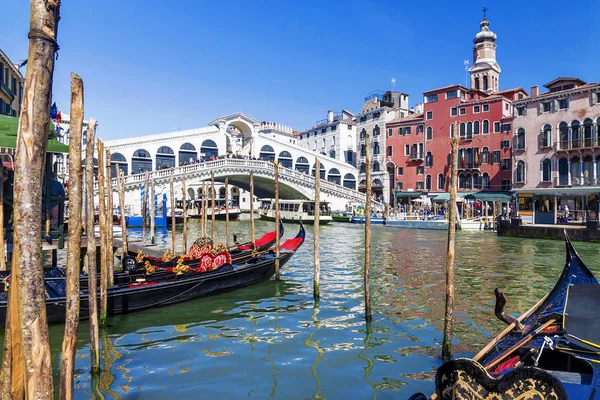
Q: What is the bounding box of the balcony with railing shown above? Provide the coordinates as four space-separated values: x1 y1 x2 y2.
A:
554 176 600 187
315 112 343 127
410 151 424 161
458 162 480 171
555 137 599 151
460 133 473 142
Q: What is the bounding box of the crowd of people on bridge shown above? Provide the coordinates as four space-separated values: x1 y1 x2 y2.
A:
134 153 280 175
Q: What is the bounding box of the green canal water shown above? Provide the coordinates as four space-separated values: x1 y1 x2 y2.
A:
20 219 600 398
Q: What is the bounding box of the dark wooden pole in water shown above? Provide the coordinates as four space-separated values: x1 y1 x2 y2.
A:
84 120 100 374
149 174 155 244
202 181 207 238
225 178 230 248
182 172 188 251
199 181 205 238
170 169 176 253
141 172 148 244
274 162 281 280
105 147 114 285
250 171 255 246
0 3 61 396
116 165 128 256
364 132 373 322
442 121 460 362
97 139 109 328
60 73 84 399
313 158 321 301
211 172 216 243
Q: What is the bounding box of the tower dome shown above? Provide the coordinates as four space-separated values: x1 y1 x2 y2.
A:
468 7 501 93
473 17 497 44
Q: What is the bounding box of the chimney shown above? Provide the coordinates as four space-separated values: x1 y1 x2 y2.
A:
531 86 539 97
327 110 334 123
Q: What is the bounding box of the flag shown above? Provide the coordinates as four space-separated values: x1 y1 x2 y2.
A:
50 102 57 119
56 111 62 123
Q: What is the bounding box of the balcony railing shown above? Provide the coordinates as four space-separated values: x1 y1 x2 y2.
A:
410 151 424 161
554 176 600 187
555 138 599 151
458 162 480 171
460 134 473 142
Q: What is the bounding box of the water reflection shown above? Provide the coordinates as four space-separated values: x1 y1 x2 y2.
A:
5 219 600 398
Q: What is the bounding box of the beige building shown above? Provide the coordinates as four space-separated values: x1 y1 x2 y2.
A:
0 49 24 117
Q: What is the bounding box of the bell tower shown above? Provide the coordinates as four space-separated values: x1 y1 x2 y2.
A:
468 7 501 93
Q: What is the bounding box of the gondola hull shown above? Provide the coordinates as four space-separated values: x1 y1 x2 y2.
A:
0 252 294 327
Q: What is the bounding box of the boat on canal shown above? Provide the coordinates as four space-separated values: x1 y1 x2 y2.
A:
386 213 448 230
258 199 332 224
411 233 600 400
0 223 305 327
183 199 241 221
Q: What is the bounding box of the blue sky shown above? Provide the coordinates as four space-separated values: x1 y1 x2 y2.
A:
3 0 599 140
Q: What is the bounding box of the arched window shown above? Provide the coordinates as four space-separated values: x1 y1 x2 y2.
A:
426 126 433 140
311 162 326 179
373 142 380 155
473 173 481 189
373 162 380 172
515 128 526 150
327 168 341 184
111 152 128 176
483 120 489 134
437 174 445 190
219 187 226 199
583 156 593 184
541 159 552 182
460 123 466 137
483 75 488 91
179 142 197 164
278 151 293 168
466 122 473 137
132 149 152 174
516 161 526 183
571 157 581 184
373 179 383 187
259 145 275 161
425 151 433 167
475 77 480 90
571 120 581 148
465 173 472 189
295 156 310 174
343 173 356 189
373 125 380 136
425 175 432 191
474 121 480 135
458 173 466 189
482 172 490 189
156 145 175 169
481 147 490 164
360 129 366 139
541 124 552 148
201 139 219 158
360 145 366 157
558 122 569 150
558 157 569 186
583 118 594 147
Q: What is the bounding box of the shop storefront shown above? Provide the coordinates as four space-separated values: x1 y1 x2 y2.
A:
515 188 600 226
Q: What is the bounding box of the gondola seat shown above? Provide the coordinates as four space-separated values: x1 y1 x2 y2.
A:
435 358 567 400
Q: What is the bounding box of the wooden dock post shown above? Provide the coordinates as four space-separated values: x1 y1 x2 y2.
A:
442 122 459 362
364 132 372 322
84 119 100 374
97 140 109 328
199 181 205 238
141 172 148 244
116 166 128 256
274 162 281 280
182 172 188 252
250 171 255 246
313 159 321 300
149 175 155 245
60 73 85 398
105 147 114 285
211 172 216 243
0 2 61 394
202 181 208 238
170 169 176 254
225 178 230 248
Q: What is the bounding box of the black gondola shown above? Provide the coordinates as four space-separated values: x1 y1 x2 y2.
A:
413 233 600 400
0 223 305 327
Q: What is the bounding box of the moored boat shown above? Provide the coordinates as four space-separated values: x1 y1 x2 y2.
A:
386 214 448 230
350 215 385 225
411 233 600 399
259 199 332 225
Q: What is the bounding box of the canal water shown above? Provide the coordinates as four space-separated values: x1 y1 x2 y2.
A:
21 218 600 398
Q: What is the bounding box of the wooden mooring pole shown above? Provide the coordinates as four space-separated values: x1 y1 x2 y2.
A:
84 120 100 374
211 172 216 243
225 178 230 248
274 162 281 280
364 132 372 322
250 172 255 246
170 169 176 254
313 159 321 301
149 175 155 245
442 122 459 362
97 139 109 328
182 173 188 251
105 147 114 285
141 172 148 244
200 181 205 239
202 181 208 238
116 166 127 256
60 73 85 398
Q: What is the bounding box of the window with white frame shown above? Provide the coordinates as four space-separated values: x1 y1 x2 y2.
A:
514 128 526 150
542 159 552 182
482 173 490 189
425 175 432 190
459 108 466 115
540 124 552 148
404 144 409 156
483 120 489 134
437 174 445 190
482 104 489 112
516 161 526 183
494 122 501 133
451 107 457 116
473 105 480 113
426 111 433 120
388 128 393 137
426 126 433 140
397 166 403 175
